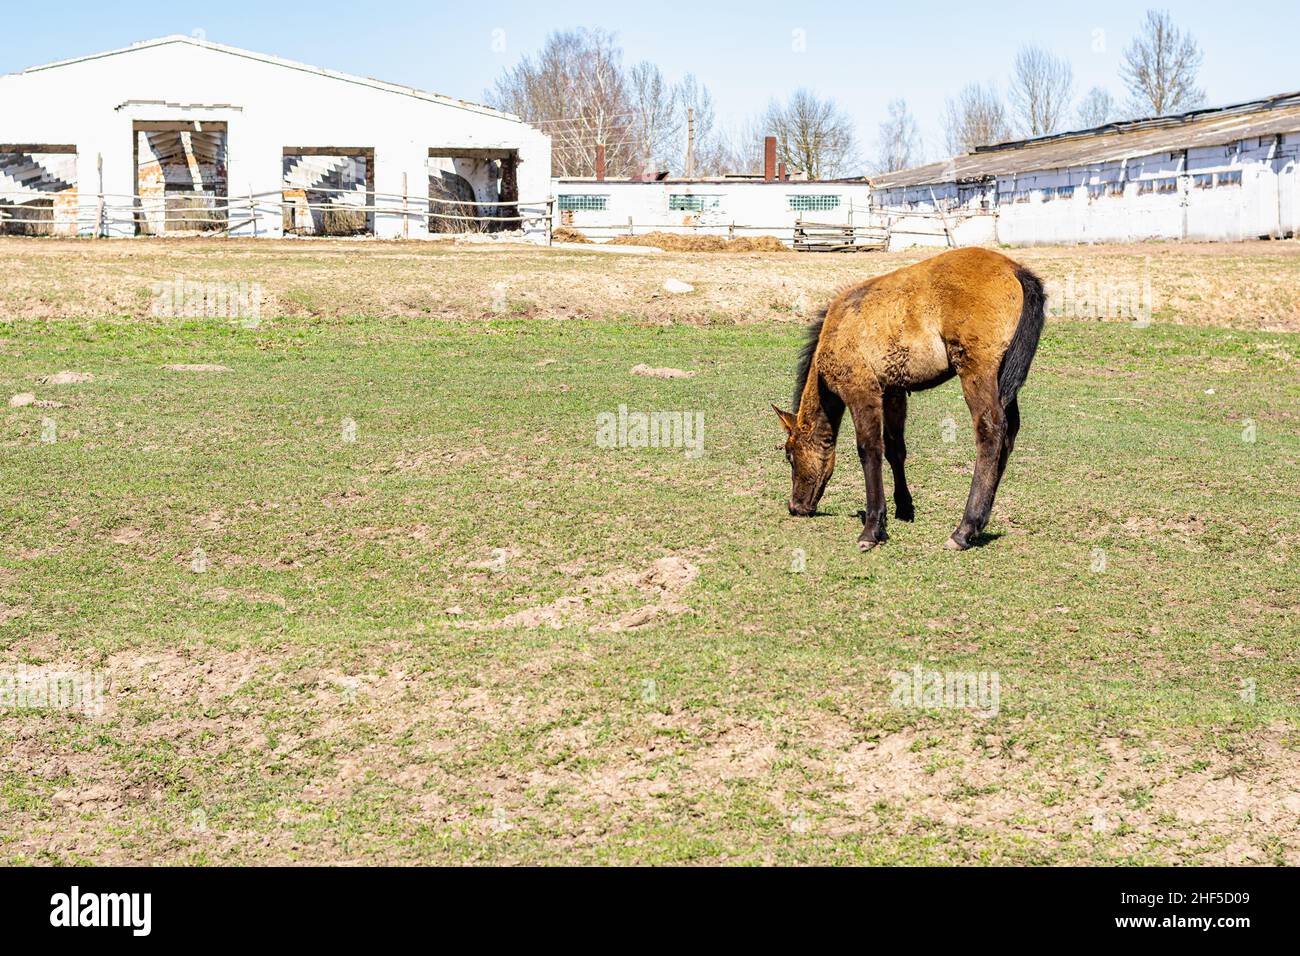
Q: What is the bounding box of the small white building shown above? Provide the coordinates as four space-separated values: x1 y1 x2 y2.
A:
0 35 551 240
872 92 1300 247
551 139 877 248
551 176 876 247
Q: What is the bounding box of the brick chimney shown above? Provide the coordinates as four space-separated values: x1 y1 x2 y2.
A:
763 136 776 182
595 143 606 181
778 162 787 182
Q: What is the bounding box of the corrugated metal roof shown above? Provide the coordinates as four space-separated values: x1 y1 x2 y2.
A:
872 91 1300 188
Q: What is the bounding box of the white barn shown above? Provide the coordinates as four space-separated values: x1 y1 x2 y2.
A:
0 35 551 240
872 92 1300 247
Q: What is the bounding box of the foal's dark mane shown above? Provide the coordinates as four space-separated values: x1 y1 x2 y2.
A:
791 310 827 413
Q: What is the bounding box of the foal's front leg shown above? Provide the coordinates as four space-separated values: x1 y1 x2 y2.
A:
883 388 914 521
850 392 887 551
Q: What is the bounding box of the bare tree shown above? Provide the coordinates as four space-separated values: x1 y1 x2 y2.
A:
1121 9 1205 116
1076 86 1121 128
713 117 767 176
762 89 859 179
627 61 680 174
874 98 922 173
943 83 1013 155
486 29 633 177
1009 45 1074 137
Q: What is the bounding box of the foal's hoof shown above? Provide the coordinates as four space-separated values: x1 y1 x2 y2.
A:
896 502 915 522
943 535 970 551
857 528 886 552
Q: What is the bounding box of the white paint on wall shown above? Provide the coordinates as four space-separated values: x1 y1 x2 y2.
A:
551 179 872 245
875 130 1299 248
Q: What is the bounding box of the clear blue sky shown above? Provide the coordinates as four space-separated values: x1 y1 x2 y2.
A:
7 1 1298 170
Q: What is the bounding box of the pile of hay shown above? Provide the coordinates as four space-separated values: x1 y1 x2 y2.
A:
164 195 224 233
321 205 370 236
0 198 54 237
606 231 789 253
551 227 591 244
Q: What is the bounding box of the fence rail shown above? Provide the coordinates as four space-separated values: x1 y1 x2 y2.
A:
0 186 553 235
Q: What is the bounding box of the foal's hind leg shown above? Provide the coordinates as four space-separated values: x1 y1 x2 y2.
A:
946 372 1007 551
849 391 887 551
883 388 914 521
997 398 1020 480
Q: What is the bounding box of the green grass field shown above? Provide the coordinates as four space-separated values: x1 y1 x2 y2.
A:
2 260 1298 864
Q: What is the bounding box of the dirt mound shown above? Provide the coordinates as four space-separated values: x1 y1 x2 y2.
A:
631 363 694 379
606 231 790 253
457 554 700 632
551 227 591 244
38 371 94 385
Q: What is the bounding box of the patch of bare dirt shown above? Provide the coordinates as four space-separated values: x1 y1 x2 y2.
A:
163 363 231 373
37 371 94 385
458 555 700 632
631 364 695 379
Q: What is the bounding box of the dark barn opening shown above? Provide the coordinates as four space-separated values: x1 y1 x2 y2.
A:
282 147 375 236
427 148 519 233
133 121 228 235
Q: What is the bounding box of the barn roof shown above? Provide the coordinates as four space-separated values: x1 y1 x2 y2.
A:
872 90 1300 188
5 35 524 123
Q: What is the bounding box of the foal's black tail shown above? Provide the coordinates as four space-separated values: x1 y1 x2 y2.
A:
997 266 1046 408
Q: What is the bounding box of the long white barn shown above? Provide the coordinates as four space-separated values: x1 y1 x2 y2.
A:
0 35 551 240
872 92 1300 247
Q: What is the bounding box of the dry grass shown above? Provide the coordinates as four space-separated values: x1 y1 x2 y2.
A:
1 236 1298 332
606 231 791 253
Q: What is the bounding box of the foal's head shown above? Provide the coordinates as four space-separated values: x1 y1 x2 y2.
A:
773 406 835 516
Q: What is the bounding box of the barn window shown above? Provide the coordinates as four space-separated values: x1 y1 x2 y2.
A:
1193 174 1214 189
788 194 840 212
1155 178 1179 194
1043 186 1074 202
1216 170 1242 187
668 194 722 212
1107 182 1125 198
1137 181 1154 195
558 194 607 212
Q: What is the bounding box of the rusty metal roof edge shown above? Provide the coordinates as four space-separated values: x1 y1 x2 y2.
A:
874 90 1300 190
973 89 1300 155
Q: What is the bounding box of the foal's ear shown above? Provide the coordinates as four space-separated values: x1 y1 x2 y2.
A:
772 405 797 435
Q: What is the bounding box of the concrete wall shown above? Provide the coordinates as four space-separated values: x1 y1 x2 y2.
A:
0 38 552 240
551 179 871 244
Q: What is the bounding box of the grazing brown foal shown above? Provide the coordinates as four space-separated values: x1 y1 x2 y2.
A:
773 247 1045 551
